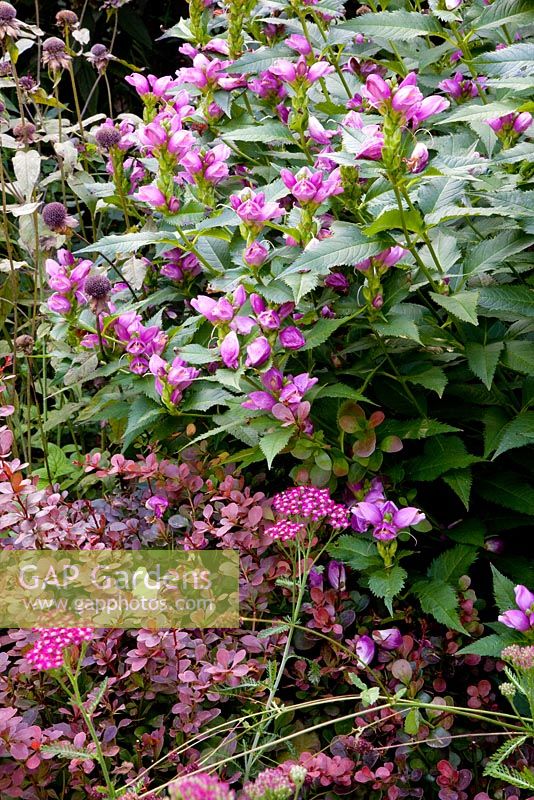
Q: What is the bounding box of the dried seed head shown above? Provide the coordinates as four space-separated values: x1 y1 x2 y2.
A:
14 335 34 354
95 124 121 149
55 10 78 27
42 201 68 231
84 275 112 299
13 121 37 144
42 37 71 71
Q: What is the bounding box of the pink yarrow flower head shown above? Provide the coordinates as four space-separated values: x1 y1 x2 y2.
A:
244 767 296 800
267 485 349 541
280 166 343 206
169 772 235 800
230 188 284 233
498 585 534 632
26 627 93 671
351 499 425 541
269 56 334 86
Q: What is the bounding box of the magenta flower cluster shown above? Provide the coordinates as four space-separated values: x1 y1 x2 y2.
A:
498 585 534 632
266 485 349 540
26 627 93 671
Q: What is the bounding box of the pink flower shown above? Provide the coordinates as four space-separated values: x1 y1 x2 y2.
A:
230 189 284 230
244 241 269 267
279 326 306 350
26 627 93 671
270 56 334 86
245 336 271 367
281 166 343 205
285 34 312 55
125 73 181 100
352 499 425 540
372 628 403 650
220 331 240 369
354 634 375 665
498 584 534 631
405 142 429 173
145 494 169 518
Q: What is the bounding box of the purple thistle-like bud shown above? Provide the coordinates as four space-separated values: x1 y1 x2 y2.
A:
42 37 71 71
0 2 20 39
84 275 112 299
42 201 67 231
55 9 78 27
13 121 37 144
95 124 121 149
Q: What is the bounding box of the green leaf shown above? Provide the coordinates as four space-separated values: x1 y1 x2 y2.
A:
447 520 486 547
314 384 367 401
428 544 477 584
258 623 290 638
430 291 479 325
407 367 448 398
75 231 174 259
491 565 517 613
492 412 534 459
44 442 76 479
457 632 520 657
348 672 368 691
373 315 421 343
86 677 109 715
472 43 534 77
228 44 288 74
181 384 234 412
364 209 423 236
41 744 95 760
339 10 445 40
412 579 467 633
478 473 534 516
259 427 294 468
278 222 384 302
222 121 293 143
474 0 533 30
409 435 480 482
42 402 84 433
478 286 534 321
368 566 407 614
465 342 504 389
443 469 473 509
123 397 163 451
379 418 460 440
300 316 352 350
360 686 380 707
404 708 422 736
502 341 534 375
63 354 99 387
328 535 381 570
464 232 534 275
437 100 519 126
177 344 218 365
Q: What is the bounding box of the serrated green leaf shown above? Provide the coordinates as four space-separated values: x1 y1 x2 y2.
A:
478 286 534 320
314 384 367 401
457 632 521 657
278 222 384 298
75 231 174 259
328 535 381 570
409 435 480 482
464 232 534 275
478 473 534 516
502 341 534 375
181 384 233 412
364 209 423 236
339 10 445 39
259 427 293 468
379 418 460 440
222 121 293 143
361 686 380 707
368 566 407 614
41 744 95 760
442 469 473 509
373 315 421 343
123 397 163 451
491 565 517 612
465 342 503 389
428 544 477 584
412 579 467 633
348 672 368 691
472 43 534 77
300 316 352 350
492 412 534 459
430 291 479 325
86 677 109 715
258 623 290 638
407 367 448 398
474 0 533 30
